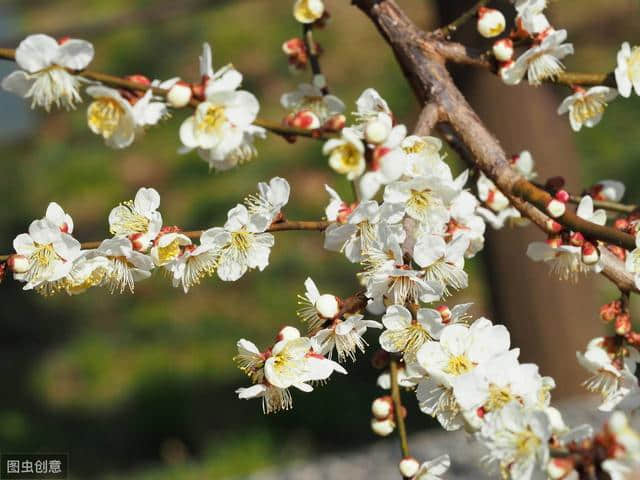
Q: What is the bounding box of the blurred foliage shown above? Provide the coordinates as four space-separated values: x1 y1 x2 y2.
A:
0 0 638 478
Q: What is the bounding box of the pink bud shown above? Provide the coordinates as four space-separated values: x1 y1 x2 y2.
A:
554 190 570 203
57 36 71 45
545 219 563 233
569 232 585 247
7 254 29 273
615 313 632 335
436 305 452 324
323 114 346 132
125 74 151 86
288 110 320 130
581 242 599 265
546 199 566 218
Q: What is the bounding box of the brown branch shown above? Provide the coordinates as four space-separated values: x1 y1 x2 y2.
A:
302 24 329 95
0 220 330 262
0 48 335 140
435 0 490 39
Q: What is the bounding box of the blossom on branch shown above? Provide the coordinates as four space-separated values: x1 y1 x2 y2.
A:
557 86 617 132
2 34 94 111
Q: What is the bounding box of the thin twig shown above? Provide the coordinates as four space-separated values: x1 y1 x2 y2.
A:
302 24 329 95
0 220 330 262
0 47 336 140
531 181 637 214
436 0 490 38
390 357 410 461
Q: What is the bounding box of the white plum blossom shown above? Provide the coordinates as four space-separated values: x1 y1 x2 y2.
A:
86 86 137 149
179 89 260 157
165 239 219 293
362 236 442 311
353 88 392 127
108 187 163 251
89 237 154 293
384 176 458 233
577 336 640 412
452 349 545 429
602 412 640 480
448 191 486 258
281 83 344 123
502 29 574 86
12 215 82 293
557 86 618 132
312 313 382 362
479 402 551 480
527 240 595 281
379 305 444 360
2 34 94 111
414 454 451 480
44 202 74 233
323 200 404 263
590 180 625 202
415 318 511 430
235 327 346 414
64 255 112 295
358 122 408 200
201 204 274 281
244 177 290 231
511 150 537 180
576 195 607 226
150 232 192 267
413 234 469 296
515 0 550 35
615 42 640 98
324 185 354 223
179 44 261 164
401 135 450 180
323 128 366 180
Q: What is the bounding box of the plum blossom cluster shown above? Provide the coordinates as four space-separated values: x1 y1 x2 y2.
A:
7 177 289 295
476 1 630 133
1 37 265 168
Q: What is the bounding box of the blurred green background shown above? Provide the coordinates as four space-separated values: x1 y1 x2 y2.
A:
0 0 639 478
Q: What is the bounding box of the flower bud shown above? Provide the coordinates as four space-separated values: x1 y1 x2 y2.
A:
125 74 151 86
371 418 395 437
546 235 563 249
282 37 305 55
436 305 452 324
499 60 516 84
615 312 632 336
323 114 346 132
167 81 192 108
547 458 575 480
554 190 570 203
625 331 640 347
288 110 321 130
614 218 630 232
399 457 420 478
492 38 514 62
7 254 29 273
365 119 391 144
129 233 147 252
57 36 71 45
569 232 584 247
545 219 563 233
486 189 510 212
477 8 506 38
581 242 599 265
371 396 393 420
607 245 627 261
371 349 390 369
277 326 301 341
600 300 622 323
546 199 566 218
316 294 340 318
293 0 325 24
